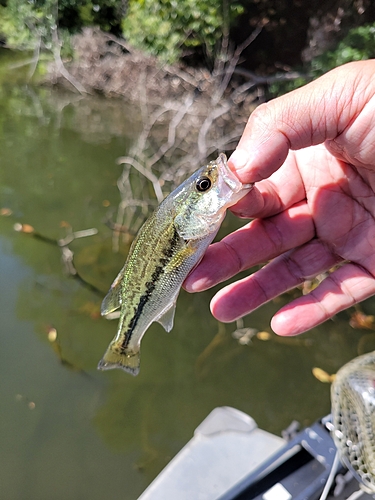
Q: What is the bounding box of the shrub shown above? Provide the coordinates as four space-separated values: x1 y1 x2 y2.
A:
121 0 244 64
311 24 375 74
270 23 375 97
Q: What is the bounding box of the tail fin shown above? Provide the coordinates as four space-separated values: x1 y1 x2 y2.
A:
97 342 140 376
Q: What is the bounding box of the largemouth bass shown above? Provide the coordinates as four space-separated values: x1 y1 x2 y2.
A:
98 153 252 375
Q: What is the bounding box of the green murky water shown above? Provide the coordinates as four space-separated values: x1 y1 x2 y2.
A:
1 49 374 500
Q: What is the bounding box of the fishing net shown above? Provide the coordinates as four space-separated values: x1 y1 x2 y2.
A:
331 351 375 494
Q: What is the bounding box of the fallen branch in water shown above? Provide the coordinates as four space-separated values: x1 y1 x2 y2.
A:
46 28 304 251
14 222 104 296
116 156 164 203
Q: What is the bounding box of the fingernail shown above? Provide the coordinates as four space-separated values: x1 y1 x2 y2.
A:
229 149 249 170
184 279 205 293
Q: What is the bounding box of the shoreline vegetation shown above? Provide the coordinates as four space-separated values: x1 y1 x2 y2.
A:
1 2 374 176
2 1 375 258
42 26 278 216
42 26 303 187
47 26 272 243
2 2 375 333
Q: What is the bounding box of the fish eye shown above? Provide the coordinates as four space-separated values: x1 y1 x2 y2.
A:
196 176 212 192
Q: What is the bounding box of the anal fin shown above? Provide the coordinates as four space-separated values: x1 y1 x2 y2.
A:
156 302 176 332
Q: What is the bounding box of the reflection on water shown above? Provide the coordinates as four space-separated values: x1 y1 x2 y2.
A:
0 49 374 499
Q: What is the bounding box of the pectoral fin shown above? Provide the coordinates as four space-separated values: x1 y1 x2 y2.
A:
157 302 176 332
101 273 122 316
175 213 221 240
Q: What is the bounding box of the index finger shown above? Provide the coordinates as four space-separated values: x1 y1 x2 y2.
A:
184 200 314 292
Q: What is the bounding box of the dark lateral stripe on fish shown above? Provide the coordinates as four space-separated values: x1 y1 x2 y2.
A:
120 227 181 352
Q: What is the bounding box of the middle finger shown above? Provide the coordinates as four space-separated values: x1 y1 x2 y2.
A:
184 201 315 292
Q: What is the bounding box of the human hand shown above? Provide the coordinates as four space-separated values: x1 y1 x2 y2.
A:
184 60 375 336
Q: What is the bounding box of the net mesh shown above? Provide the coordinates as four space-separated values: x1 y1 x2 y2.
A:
331 352 375 492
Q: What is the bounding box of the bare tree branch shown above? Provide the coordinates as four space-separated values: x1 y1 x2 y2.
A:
213 26 262 103
116 156 164 203
51 27 89 95
148 94 195 166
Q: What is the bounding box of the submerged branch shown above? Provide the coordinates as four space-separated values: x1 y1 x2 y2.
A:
148 94 195 167
14 222 104 296
116 156 164 203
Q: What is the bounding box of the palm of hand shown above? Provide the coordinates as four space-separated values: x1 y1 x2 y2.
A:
185 110 375 335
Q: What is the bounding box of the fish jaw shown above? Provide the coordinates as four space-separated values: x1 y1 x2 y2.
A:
216 152 253 207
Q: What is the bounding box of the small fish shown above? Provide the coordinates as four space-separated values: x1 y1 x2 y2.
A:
98 153 252 375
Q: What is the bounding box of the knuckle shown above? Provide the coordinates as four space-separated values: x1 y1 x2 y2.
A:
263 218 285 257
222 240 243 274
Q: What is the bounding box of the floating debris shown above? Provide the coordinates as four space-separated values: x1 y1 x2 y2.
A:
78 301 101 320
232 327 258 345
301 273 328 295
349 310 375 330
13 222 35 233
15 394 36 410
231 318 258 345
312 367 336 383
232 318 274 345
47 327 58 342
0 207 12 216
59 220 71 228
257 331 272 341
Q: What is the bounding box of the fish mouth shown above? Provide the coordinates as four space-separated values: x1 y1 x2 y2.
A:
217 153 253 193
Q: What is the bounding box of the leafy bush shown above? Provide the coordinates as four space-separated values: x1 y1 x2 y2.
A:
0 0 56 50
311 24 375 75
270 23 375 97
0 0 121 51
121 0 244 63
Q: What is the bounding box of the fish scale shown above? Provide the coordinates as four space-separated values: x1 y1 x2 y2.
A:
98 153 252 375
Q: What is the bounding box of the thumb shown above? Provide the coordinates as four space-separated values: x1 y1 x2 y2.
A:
229 60 375 184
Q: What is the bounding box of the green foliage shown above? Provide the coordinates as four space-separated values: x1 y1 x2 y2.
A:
270 23 375 97
311 24 375 75
121 0 244 63
60 0 123 33
268 73 309 97
0 0 56 50
1 0 375 77
0 0 122 52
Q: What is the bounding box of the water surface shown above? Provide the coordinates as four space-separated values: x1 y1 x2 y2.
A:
0 49 373 500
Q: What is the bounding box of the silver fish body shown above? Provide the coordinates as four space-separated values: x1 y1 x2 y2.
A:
98 153 252 375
